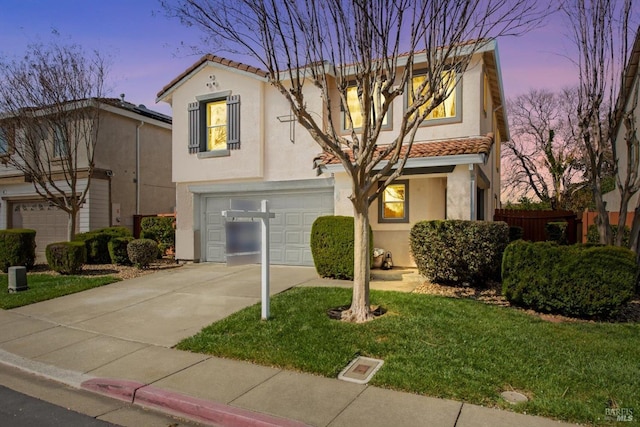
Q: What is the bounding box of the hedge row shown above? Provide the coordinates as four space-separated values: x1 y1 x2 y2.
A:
73 227 133 264
502 240 638 319
410 220 510 286
45 237 158 273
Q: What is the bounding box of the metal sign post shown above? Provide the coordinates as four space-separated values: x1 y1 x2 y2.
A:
222 200 275 320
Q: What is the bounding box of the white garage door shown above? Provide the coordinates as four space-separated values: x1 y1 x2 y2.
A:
11 200 70 261
204 189 334 266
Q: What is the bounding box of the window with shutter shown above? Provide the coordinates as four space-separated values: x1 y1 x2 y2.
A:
188 102 200 154
188 93 241 155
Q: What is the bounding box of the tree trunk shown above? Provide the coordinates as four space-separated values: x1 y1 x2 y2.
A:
67 207 77 242
341 198 374 323
616 192 632 247
629 202 640 255
592 180 612 245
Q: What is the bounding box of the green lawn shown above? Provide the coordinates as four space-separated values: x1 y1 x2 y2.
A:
177 287 640 426
0 274 120 309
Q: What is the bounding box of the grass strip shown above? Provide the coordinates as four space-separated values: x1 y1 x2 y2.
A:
177 287 639 426
0 274 120 309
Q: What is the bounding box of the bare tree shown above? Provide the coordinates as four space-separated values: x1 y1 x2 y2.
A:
0 41 108 241
164 0 548 322
503 88 583 210
561 0 637 244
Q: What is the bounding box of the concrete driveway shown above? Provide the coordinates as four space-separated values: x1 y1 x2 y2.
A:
11 263 320 347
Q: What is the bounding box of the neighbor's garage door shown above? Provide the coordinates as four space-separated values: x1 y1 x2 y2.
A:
204 189 334 266
11 200 70 260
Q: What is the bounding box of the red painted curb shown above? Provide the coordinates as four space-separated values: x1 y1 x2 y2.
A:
81 378 146 403
135 385 310 427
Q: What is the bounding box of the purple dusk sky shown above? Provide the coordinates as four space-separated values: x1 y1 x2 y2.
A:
0 1 579 117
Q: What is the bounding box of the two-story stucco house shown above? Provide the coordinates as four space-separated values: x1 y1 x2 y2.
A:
0 98 174 260
157 40 508 267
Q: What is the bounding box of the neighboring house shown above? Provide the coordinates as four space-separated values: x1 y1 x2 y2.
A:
157 40 508 267
603 29 640 212
0 98 174 260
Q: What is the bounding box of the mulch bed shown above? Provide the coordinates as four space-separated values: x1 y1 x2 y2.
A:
29 257 183 280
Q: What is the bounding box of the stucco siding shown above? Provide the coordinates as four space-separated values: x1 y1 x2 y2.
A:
94 109 173 228
171 66 264 183
447 165 472 220
94 112 138 226
138 123 175 214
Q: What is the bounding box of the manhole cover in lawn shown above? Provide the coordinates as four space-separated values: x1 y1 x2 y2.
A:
501 391 529 404
338 356 384 384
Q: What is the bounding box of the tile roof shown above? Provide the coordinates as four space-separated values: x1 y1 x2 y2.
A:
319 134 494 165
157 54 268 100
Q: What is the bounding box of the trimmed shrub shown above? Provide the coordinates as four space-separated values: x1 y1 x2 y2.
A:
127 238 158 269
410 220 510 286
545 221 568 244
45 241 86 275
310 216 373 280
0 229 36 273
586 224 630 246
141 216 175 255
508 226 524 242
74 227 133 264
502 240 638 319
108 237 133 265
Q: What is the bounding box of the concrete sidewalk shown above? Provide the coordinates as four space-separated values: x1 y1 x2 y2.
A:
0 263 578 427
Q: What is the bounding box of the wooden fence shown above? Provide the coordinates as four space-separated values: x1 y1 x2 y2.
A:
493 209 581 244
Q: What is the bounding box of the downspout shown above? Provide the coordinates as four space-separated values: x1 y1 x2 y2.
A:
136 121 145 214
469 164 476 220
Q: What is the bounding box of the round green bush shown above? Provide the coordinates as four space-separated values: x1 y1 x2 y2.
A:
0 229 36 273
46 241 87 275
410 220 509 286
127 238 158 269
502 240 638 319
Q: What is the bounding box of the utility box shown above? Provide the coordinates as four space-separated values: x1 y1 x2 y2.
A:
8 266 28 293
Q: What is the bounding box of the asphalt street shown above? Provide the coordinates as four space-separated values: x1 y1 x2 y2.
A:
0 384 116 427
0 363 206 427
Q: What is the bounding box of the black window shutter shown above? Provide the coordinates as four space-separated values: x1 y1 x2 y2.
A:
227 95 240 150
188 102 200 153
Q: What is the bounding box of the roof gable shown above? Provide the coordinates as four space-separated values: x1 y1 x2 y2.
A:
156 54 268 102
